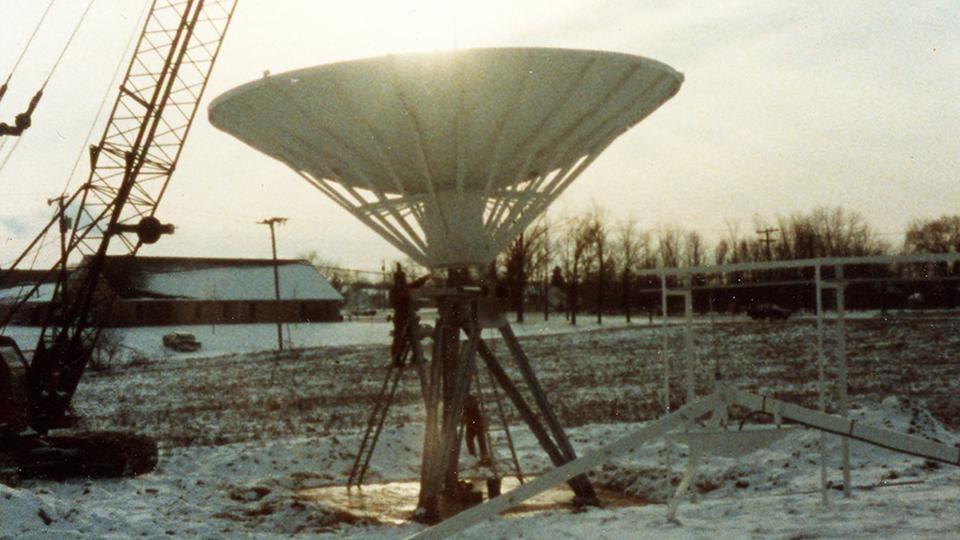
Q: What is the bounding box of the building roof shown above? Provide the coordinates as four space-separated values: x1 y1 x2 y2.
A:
0 270 57 304
0 282 56 304
101 256 343 302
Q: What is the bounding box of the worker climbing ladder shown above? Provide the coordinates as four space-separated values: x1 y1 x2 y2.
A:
346 267 525 498
347 266 428 489
346 314 417 488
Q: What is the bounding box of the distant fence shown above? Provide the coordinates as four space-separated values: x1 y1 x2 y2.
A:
631 252 960 314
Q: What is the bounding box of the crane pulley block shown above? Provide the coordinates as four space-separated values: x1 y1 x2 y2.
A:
110 216 175 245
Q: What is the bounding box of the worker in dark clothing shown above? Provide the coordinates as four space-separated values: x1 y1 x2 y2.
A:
387 266 428 365
461 394 491 466
0 89 42 137
389 268 411 365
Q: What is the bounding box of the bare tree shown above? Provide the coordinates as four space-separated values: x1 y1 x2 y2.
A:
558 216 594 325
809 206 887 257
684 230 706 267
778 212 818 260
299 250 348 291
904 215 960 279
540 215 553 321
501 221 548 323
774 215 794 260
905 214 960 254
583 205 609 324
684 230 707 290
714 238 730 266
616 218 640 322
656 224 683 269
722 220 741 263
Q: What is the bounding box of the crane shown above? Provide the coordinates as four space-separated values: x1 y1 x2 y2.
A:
0 0 236 481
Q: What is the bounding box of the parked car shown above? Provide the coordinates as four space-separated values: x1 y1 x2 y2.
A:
746 303 792 321
162 332 201 352
346 307 377 317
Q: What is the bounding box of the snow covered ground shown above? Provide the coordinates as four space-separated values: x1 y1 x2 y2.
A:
3 401 959 539
2 314 959 538
3 312 649 362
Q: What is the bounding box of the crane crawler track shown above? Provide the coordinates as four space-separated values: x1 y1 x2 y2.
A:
0 431 157 486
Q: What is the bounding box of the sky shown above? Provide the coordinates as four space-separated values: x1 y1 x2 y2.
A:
0 0 957 270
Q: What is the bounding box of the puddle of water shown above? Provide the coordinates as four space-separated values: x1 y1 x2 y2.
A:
299 477 648 524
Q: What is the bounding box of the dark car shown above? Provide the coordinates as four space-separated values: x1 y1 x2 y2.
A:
162 332 202 352
746 303 792 321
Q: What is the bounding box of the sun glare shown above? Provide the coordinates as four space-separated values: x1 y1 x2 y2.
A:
370 0 462 53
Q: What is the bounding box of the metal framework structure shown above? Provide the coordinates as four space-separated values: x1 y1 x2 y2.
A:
74 0 237 255
643 252 960 499
0 0 237 432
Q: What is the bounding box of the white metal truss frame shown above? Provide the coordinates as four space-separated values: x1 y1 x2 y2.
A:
649 251 960 502
409 384 960 539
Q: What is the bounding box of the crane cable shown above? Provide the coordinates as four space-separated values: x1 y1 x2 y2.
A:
1 0 56 94
0 0 56 156
0 0 96 173
41 0 97 90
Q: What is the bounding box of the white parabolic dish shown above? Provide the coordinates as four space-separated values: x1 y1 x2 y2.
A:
209 48 682 268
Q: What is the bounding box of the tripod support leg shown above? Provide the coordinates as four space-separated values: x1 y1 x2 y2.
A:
483 364 524 483
477 339 595 502
415 305 450 521
416 299 488 521
500 324 578 463
436 325 480 492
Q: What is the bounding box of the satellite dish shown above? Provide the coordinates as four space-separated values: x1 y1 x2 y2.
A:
209 48 682 269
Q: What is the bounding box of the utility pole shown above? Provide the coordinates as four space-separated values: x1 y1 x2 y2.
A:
756 227 779 260
258 217 287 351
47 195 71 307
756 227 779 304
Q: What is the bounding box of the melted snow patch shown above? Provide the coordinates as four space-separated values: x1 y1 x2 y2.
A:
215 479 377 534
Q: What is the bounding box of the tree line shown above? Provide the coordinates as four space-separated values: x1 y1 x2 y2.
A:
496 206 960 322
301 207 960 322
